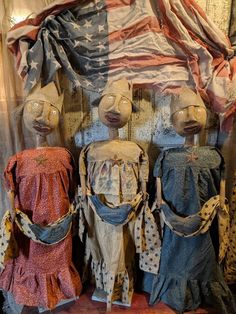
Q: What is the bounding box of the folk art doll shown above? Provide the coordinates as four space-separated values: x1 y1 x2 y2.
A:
0 82 82 311
79 78 160 310
143 88 236 314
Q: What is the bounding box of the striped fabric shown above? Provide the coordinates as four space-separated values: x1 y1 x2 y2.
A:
6 0 236 131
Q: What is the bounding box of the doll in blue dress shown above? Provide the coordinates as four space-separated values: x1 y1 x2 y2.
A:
144 87 236 314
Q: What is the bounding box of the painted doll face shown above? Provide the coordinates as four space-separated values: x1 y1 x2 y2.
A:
98 93 132 129
171 105 207 137
23 100 60 136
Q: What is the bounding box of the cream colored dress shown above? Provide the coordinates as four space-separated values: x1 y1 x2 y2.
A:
79 140 160 307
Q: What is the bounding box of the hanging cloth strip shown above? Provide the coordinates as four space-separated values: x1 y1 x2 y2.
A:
14 204 75 245
160 195 230 263
0 211 19 269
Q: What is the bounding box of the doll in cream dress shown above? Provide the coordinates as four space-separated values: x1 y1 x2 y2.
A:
79 79 160 309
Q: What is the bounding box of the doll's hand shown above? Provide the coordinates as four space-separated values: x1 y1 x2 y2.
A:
219 197 225 209
9 208 16 221
142 192 149 202
151 200 159 212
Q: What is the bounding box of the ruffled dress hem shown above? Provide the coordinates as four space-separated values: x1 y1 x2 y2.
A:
149 274 236 314
0 261 82 309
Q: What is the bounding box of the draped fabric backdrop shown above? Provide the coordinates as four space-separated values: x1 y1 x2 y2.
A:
0 0 235 278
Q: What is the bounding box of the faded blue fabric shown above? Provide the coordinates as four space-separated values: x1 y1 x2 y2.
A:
146 146 236 314
16 211 73 245
88 195 134 226
160 203 202 235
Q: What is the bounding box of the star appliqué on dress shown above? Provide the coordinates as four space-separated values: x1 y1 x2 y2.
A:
34 154 48 166
186 151 198 163
109 154 123 167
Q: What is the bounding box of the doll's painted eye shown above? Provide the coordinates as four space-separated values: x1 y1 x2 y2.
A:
107 95 115 102
30 102 43 114
50 108 58 116
120 98 129 106
32 102 41 109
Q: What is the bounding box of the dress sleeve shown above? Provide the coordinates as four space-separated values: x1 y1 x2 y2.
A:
4 155 17 192
139 149 149 182
79 145 89 176
153 151 165 178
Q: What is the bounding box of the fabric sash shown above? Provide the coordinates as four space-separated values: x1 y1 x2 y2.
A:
88 192 143 226
15 204 75 245
160 195 230 262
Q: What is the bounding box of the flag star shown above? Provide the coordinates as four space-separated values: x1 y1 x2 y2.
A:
67 62 72 69
71 22 80 30
74 79 80 87
52 60 60 68
53 30 60 37
96 2 103 10
84 20 92 28
84 2 95 9
98 58 106 66
29 78 37 87
46 51 53 59
85 63 92 71
58 46 64 54
98 72 104 79
84 79 93 87
30 60 38 70
74 40 80 48
85 34 93 42
98 24 105 32
98 42 106 51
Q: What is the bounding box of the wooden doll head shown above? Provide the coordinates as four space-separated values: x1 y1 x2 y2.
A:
23 82 63 136
98 78 132 129
170 87 207 137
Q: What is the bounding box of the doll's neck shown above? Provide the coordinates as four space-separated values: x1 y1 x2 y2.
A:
184 134 196 147
108 128 119 140
35 134 49 148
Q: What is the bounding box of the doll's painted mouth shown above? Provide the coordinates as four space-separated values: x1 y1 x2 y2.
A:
105 113 121 123
183 124 201 133
33 123 51 133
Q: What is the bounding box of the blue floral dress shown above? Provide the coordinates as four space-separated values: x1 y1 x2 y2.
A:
145 146 236 314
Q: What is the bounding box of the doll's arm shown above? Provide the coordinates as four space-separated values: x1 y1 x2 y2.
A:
151 177 163 211
156 177 163 208
7 190 15 220
140 179 148 201
219 178 226 208
80 174 87 199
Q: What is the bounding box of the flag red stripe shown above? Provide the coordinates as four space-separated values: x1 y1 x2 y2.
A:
109 16 162 44
109 54 188 69
105 0 135 10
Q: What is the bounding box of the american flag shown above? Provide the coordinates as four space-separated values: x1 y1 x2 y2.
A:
6 0 236 131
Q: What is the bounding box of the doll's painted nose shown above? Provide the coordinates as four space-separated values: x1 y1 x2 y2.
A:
186 106 197 121
108 95 122 114
36 103 51 124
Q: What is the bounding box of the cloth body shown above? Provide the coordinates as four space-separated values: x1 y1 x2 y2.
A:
144 146 236 314
0 147 82 309
79 140 160 308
